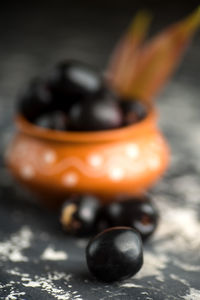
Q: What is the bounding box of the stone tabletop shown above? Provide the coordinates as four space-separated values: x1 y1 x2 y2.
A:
0 1 200 299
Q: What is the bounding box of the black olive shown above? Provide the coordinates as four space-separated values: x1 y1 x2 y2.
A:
48 60 104 111
102 196 158 240
120 99 147 125
34 111 68 131
68 96 123 131
60 195 101 237
86 226 143 282
18 78 54 122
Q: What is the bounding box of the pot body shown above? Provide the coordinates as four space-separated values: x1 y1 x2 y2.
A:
6 112 169 207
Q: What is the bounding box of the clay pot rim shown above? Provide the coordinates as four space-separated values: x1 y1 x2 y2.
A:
16 107 157 143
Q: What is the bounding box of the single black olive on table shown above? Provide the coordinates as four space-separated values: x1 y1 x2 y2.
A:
18 78 54 122
68 96 123 131
86 226 143 282
60 195 101 237
120 99 147 125
102 196 158 240
48 60 104 111
34 111 68 131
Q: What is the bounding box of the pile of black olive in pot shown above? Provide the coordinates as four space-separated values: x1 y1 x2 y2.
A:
18 60 157 283
18 60 147 131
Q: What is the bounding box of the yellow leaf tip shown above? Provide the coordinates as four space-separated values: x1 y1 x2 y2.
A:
128 10 152 36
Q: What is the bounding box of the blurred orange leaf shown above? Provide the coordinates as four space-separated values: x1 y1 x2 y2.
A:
106 11 152 93
107 7 200 103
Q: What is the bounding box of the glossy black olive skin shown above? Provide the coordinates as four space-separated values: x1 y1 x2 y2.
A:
60 195 101 237
18 78 54 122
120 99 147 126
102 197 158 240
48 60 103 110
68 97 123 131
86 227 143 282
34 111 68 130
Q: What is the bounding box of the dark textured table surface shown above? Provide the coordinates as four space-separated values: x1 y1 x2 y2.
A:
0 1 200 299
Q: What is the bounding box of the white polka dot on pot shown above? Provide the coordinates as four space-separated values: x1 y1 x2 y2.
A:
62 172 78 187
20 165 35 179
87 154 103 168
150 136 165 150
43 151 57 164
108 167 124 181
147 155 161 170
16 142 28 155
125 144 140 159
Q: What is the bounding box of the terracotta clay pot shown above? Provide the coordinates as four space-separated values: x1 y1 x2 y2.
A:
6 108 169 208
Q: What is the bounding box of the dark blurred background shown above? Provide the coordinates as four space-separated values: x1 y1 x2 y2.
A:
0 0 199 100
